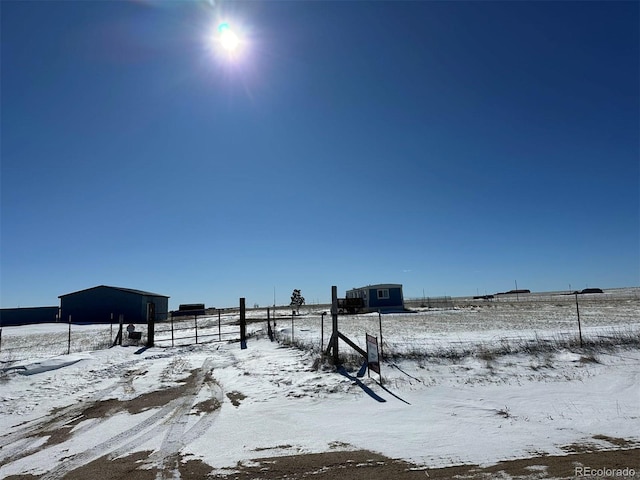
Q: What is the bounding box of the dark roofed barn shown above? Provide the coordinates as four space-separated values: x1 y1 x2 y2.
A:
59 285 169 324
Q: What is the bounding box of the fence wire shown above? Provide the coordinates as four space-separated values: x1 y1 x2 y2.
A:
256 293 640 360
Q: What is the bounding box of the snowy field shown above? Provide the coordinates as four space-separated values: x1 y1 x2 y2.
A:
0 288 638 478
247 287 640 359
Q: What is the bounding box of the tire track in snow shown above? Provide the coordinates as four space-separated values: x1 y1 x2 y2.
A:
40 397 183 479
148 360 225 479
178 380 224 446
39 358 219 480
0 366 147 465
107 358 222 457
151 358 213 480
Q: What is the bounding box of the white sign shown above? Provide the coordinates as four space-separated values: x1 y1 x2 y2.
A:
366 334 380 374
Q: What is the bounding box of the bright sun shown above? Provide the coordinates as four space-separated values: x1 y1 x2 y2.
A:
218 22 240 52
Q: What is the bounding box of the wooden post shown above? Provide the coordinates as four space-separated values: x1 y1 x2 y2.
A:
338 331 366 357
67 315 72 355
111 315 123 347
378 310 384 361
240 297 247 349
118 314 124 346
147 303 155 348
194 314 198 344
267 307 274 341
575 292 583 347
321 312 325 352
331 285 339 365
110 313 113 343
218 309 222 342
291 311 294 343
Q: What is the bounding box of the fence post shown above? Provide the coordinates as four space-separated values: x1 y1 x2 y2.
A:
67 315 72 354
218 309 222 342
575 292 583 347
110 313 113 344
170 312 174 347
195 314 199 344
240 298 247 349
118 314 124 346
291 311 295 344
378 310 384 361
331 285 339 364
267 307 273 341
321 312 325 352
146 303 155 348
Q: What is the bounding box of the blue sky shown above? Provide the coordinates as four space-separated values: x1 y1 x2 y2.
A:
2 0 638 309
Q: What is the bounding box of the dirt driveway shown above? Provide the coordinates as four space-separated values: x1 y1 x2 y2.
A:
2 351 637 480
4 447 638 479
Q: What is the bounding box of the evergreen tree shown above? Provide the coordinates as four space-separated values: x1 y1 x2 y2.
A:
290 289 305 315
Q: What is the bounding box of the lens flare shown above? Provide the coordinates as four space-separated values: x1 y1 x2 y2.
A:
218 22 239 52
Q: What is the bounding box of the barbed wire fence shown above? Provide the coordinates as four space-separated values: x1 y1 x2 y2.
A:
264 291 640 363
0 323 114 366
2 290 638 367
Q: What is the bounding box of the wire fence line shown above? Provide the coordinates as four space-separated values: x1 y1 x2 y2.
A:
1 291 637 366
153 313 240 347
251 293 640 361
406 288 639 307
404 296 454 309
0 311 243 366
0 324 114 365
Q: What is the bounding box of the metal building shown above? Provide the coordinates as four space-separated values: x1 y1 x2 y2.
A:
59 285 169 324
0 306 59 327
345 284 405 313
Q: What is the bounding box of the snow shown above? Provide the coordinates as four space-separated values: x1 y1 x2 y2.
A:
1 290 639 477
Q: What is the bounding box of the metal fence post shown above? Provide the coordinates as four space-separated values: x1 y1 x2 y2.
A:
67 315 72 354
575 292 584 348
171 312 175 348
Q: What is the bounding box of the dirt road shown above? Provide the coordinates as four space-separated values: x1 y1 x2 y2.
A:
4 447 638 479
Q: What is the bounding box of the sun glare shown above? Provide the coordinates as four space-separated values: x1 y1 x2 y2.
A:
220 29 239 51
217 22 240 53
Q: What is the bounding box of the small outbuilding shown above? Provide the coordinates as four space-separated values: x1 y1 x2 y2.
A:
59 285 169 324
345 284 405 313
0 306 59 327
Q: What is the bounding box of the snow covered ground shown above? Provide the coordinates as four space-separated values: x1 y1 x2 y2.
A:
0 289 638 478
